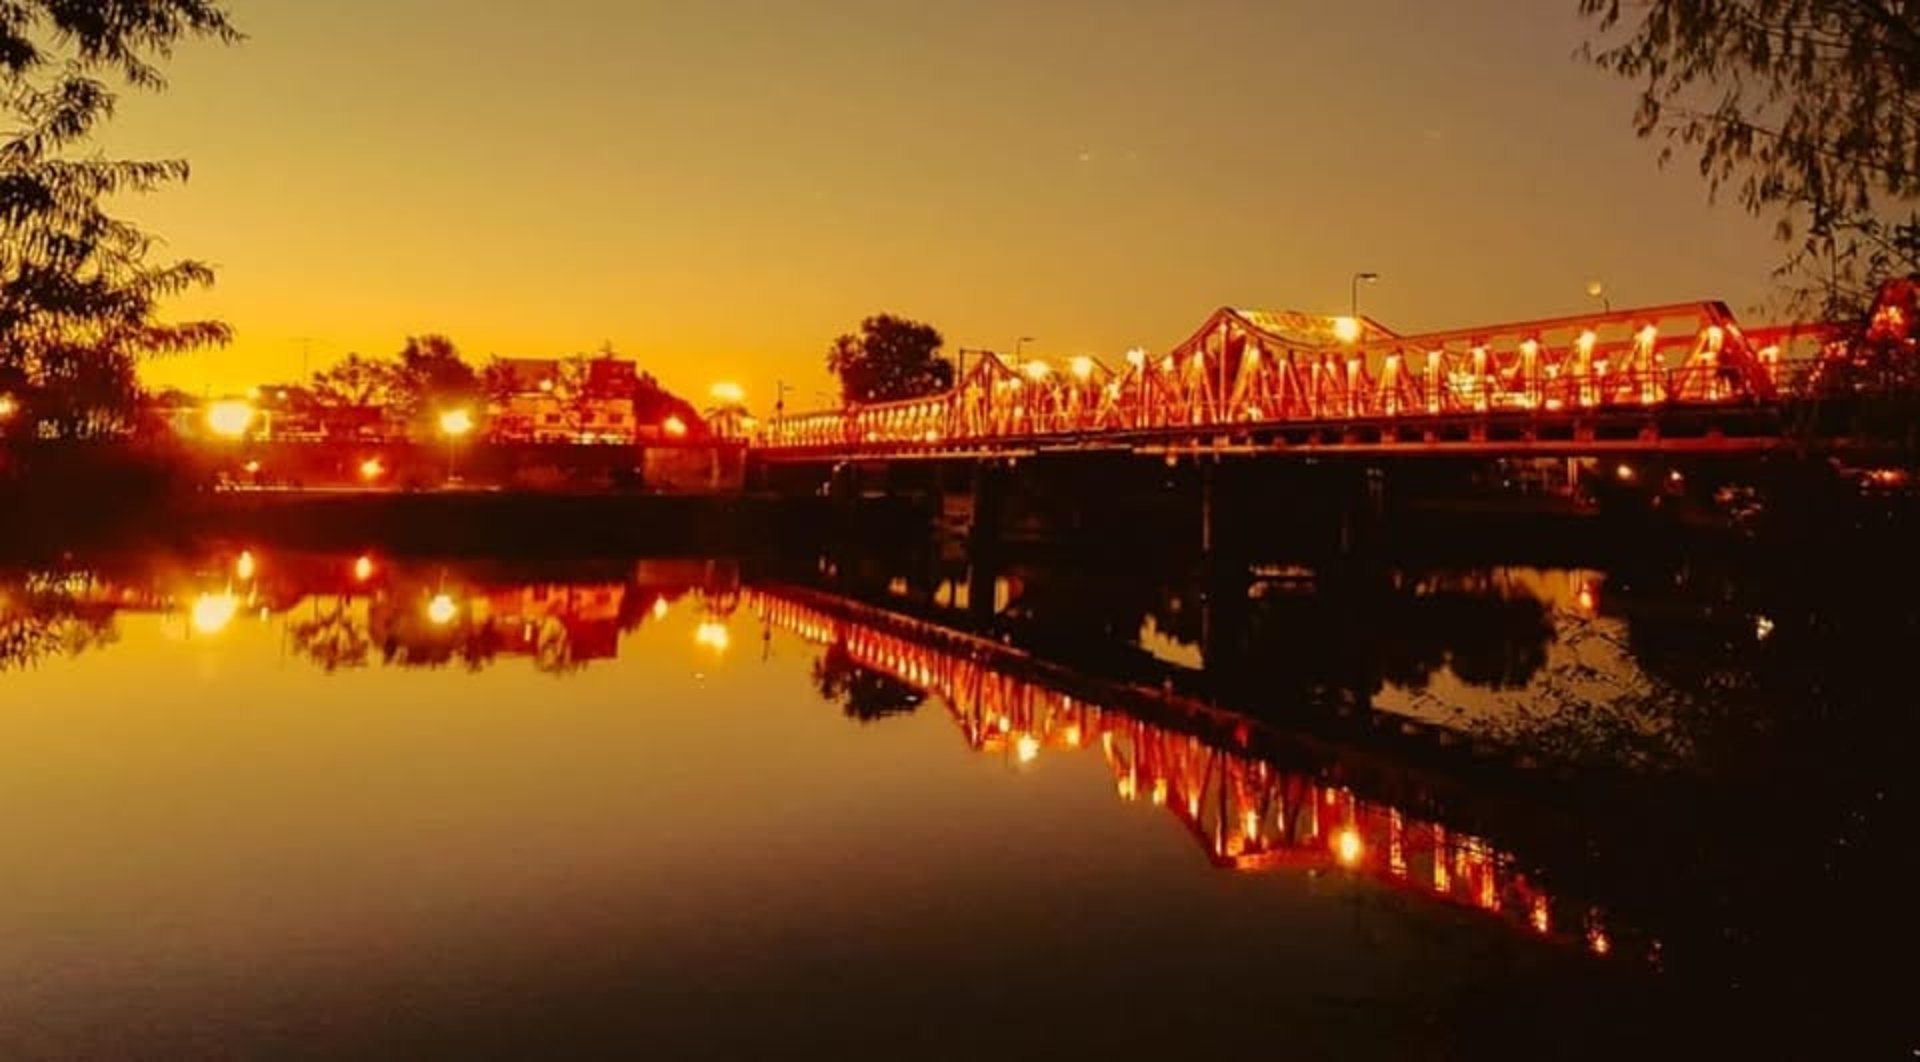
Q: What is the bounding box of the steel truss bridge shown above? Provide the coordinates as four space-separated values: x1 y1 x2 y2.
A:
752 296 1887 462
754 585 1626 959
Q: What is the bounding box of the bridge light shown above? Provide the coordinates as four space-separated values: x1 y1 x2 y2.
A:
1160 355 1176 374
1520 338 1540 358
1615 463 1636 483
1015 734 1041 764
1531 897 1551 934
696 620 731 652
1333 316 1363 344
663 414 689 438
1023 360 1051 381
359 457 386 481
1335 827 1364 866
1636 324 1659 347
1577 330 1598 358
1070 356 1094 380
1755 615 1775 641
235 550 257 581
1704 325 1725 348
1243 809 1260 842
427 593 459 626
353 555 376 583
1125 348 1147 368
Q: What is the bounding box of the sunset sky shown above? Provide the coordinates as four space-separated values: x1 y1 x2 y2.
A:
112 0 1784 408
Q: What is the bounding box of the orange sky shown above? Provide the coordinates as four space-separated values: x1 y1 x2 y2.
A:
108 1 1785 410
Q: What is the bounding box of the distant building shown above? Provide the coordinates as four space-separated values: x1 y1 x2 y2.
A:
487 357 639 444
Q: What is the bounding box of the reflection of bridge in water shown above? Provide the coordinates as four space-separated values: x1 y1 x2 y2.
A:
754 586 1623 959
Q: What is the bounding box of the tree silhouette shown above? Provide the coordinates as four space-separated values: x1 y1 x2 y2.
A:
0 2 239 440
811 641 925 723
1580 0 1920 314
311 353 399 408
826 314 952 404
391 334 481 425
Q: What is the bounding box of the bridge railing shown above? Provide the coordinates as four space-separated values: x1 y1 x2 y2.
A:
756 301 1843 452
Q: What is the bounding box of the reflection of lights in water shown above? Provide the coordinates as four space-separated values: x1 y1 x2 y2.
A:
191 592 240 634
427 593 459 626
1061 724 1082 748
242 459 262 475
1242 809 1260 842
353 555 375 582
359 457 385 481
1015 734 1040 764
1335 827 1364 867
995 715 1010 734
1755 615 1775 641
1588 926 1612 956
1531 897 1551 934
235 550 257 581
1615 463 1636 483
1151 778 1168 807
695 621 730 651
1576 581 1596 614
652 596 669 621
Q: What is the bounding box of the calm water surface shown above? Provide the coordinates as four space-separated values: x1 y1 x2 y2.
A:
0 541 1911 1059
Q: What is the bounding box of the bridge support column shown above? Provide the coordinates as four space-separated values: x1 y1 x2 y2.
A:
966 461 1006 622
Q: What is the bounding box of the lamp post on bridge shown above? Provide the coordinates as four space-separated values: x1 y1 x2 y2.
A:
1351 272 1380 326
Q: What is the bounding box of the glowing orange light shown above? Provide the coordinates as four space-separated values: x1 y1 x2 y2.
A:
190 592 240 635
1576 583 1596 614
427 593 459 626
1576 330 1597 357
1062 724 1082 748
1125 348 1146 368
1022 360 1051 381
359 457 385 481
695 620 730 651
205 400 255 439
0 394 17 420
235 550 257 581
1069 356 1094 380
438 408 475 437
1531 897 1551 934
1015 734 1041 764
1588 927 1612 956
1616 463 1636 483
1242 809 1260 842
1332 316 1363 344
352 555 375 582
241 460 262 475
1334 827 1364 867
663 415 689 438
651 596 670 621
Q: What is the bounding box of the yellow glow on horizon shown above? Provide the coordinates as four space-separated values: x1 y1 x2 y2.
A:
709 381 745 404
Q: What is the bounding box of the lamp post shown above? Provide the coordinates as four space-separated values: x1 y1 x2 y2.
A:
438 408 474 485
1350 272 1380 324
1587 280 1612 313
1015 336 1036 360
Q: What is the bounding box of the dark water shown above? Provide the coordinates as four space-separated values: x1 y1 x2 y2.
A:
1 528 1915 1059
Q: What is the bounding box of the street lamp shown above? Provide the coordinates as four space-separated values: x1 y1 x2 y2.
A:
438 408 474 484
1351 272 1380 322
1587 280 1612 313
1015 336 1036 360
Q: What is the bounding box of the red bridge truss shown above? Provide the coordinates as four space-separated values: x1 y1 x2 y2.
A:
757 299 1851 460
753 586 1627 958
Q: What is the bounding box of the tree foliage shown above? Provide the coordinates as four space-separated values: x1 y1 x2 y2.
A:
0 1 239 439
826 313 952 404
1579 0 1920 315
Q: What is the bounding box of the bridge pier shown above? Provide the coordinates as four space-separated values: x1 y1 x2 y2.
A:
966 461 1007 621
